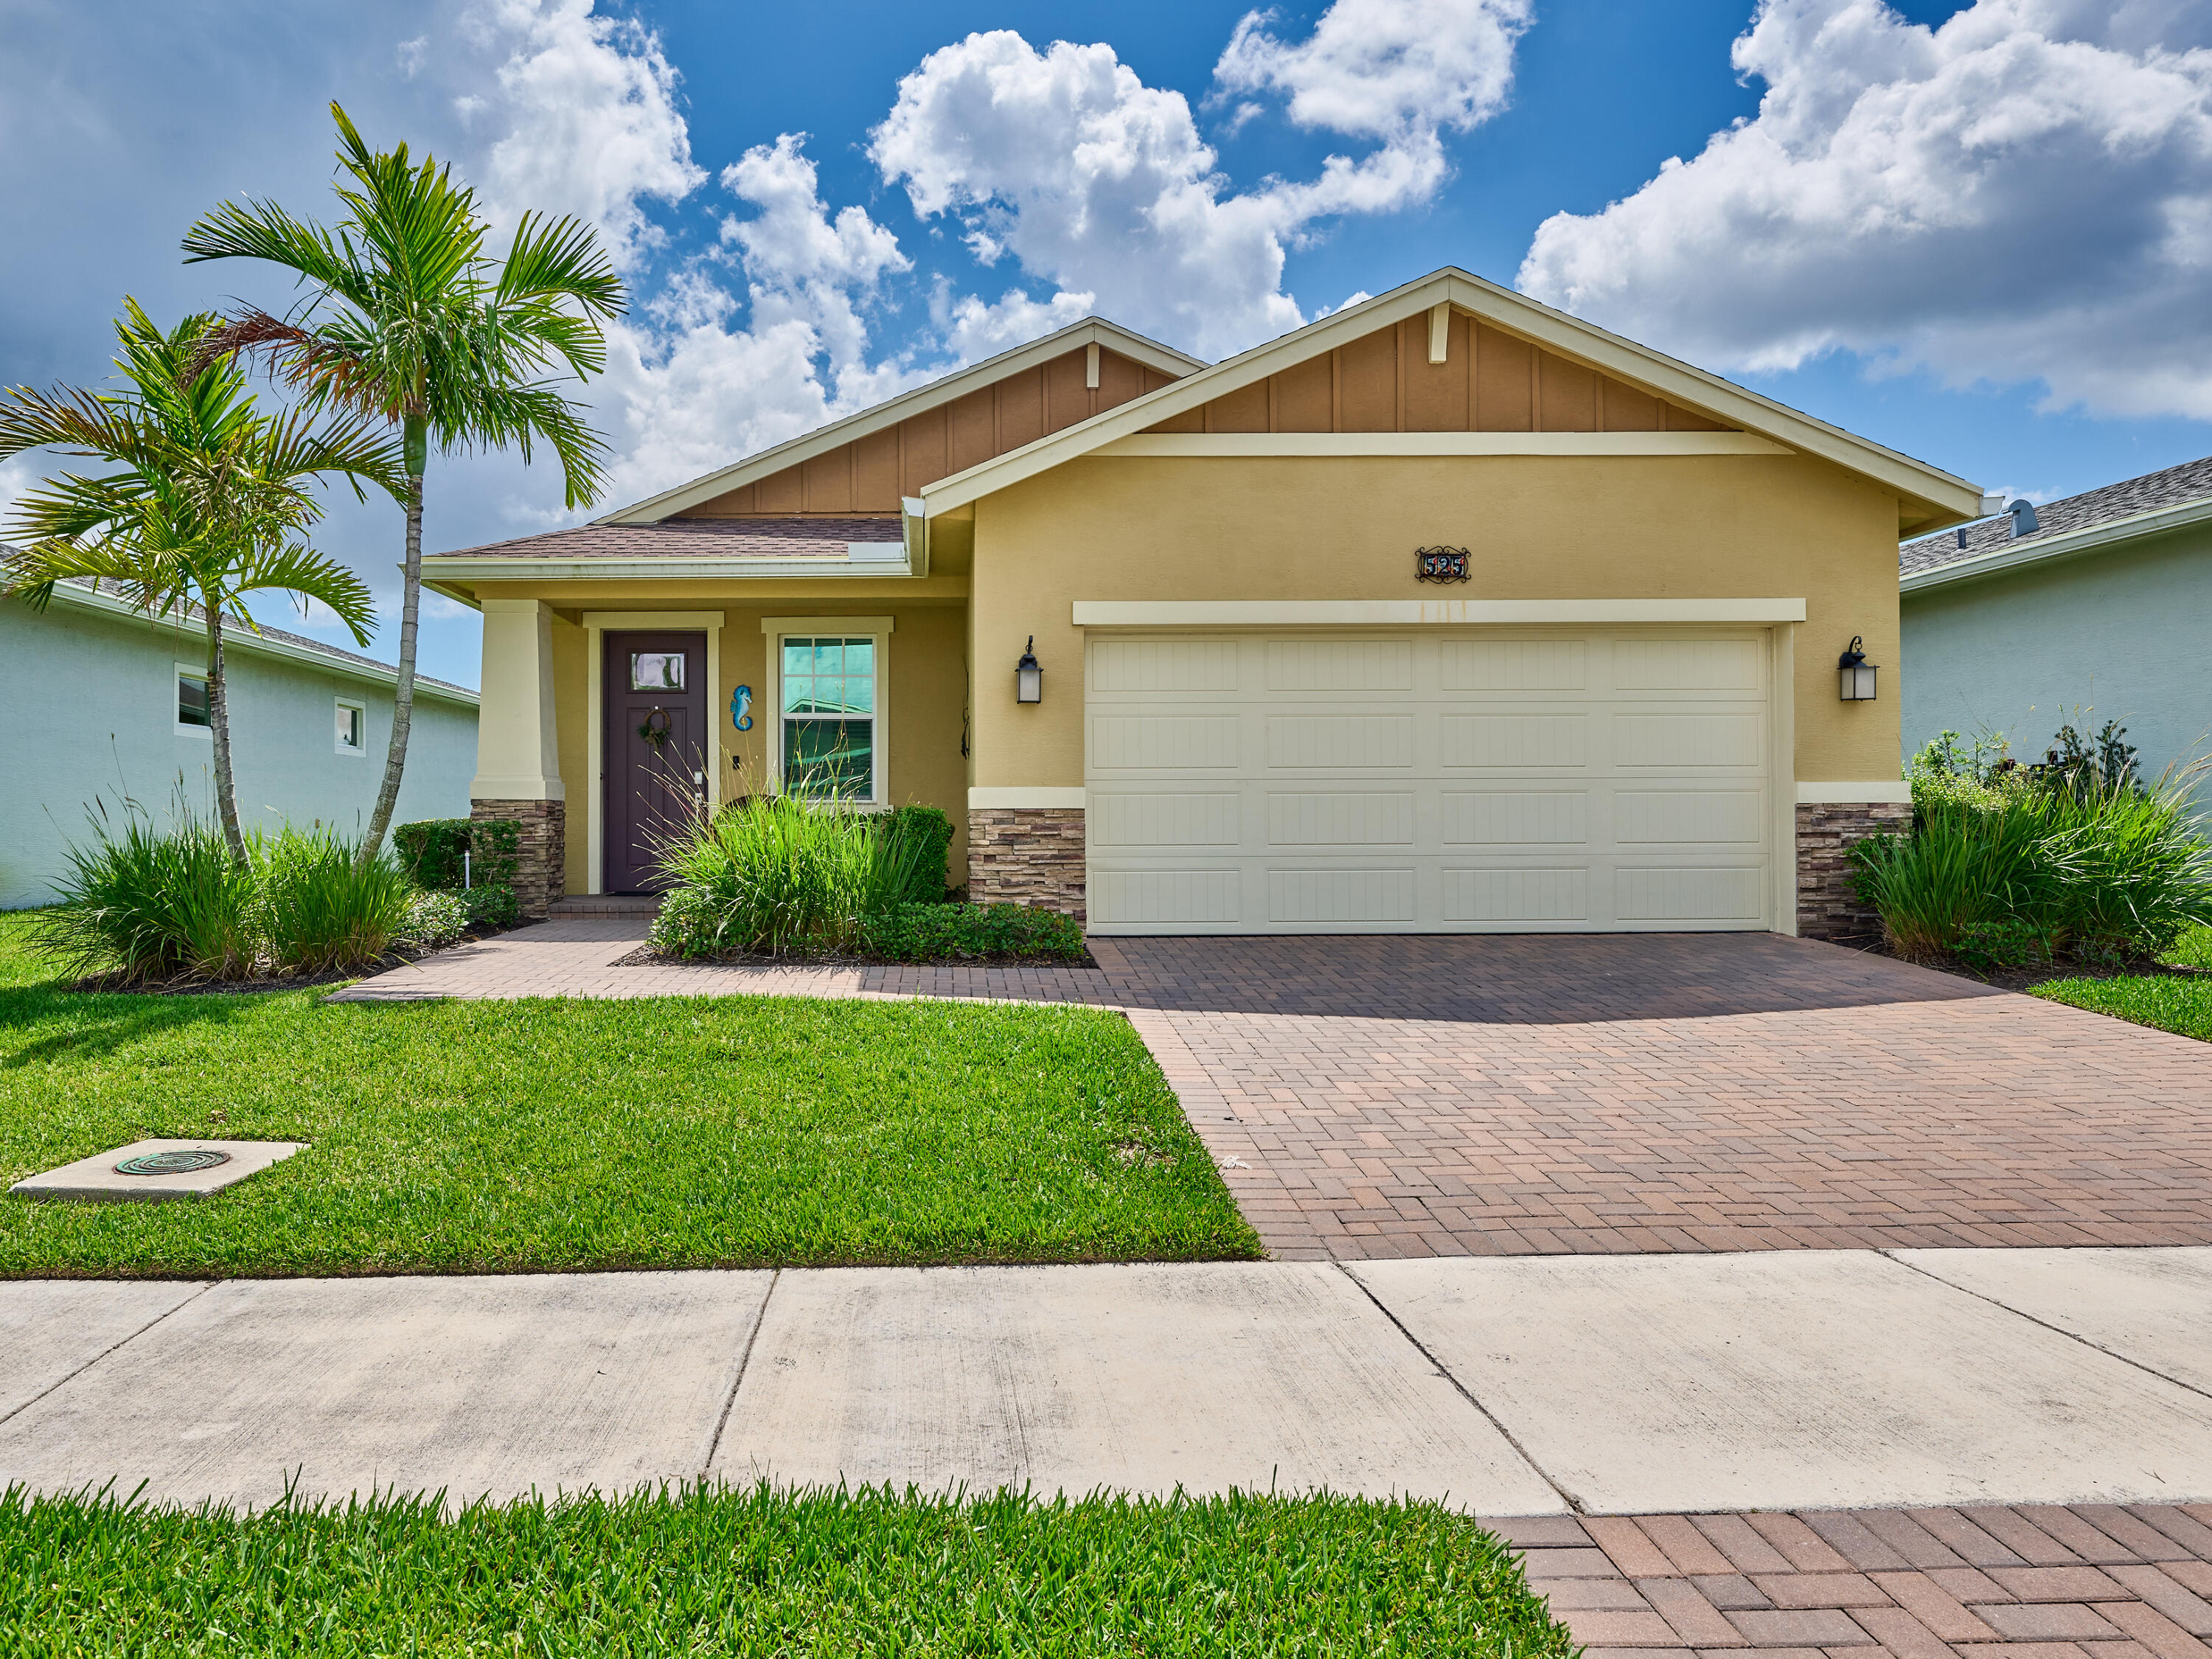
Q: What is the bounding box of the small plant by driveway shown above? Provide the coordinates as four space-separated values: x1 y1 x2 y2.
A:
0 914 1256 1276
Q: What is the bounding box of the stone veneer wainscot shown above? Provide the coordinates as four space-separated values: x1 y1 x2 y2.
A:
1796 800 1911 942
968 807 1086 921
470 799 566 920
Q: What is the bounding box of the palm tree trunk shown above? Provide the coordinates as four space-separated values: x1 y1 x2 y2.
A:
206 603 248 866
358 456 423 863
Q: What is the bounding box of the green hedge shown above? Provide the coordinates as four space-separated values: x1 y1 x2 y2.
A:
861 902 1087 963
393 818 520 892
884 804 955 903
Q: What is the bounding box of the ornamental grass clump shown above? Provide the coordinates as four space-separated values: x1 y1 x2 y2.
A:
649 794 945 957
1852 730 2212 965
250 824 414 973
35 806 423 984
30 803 256 984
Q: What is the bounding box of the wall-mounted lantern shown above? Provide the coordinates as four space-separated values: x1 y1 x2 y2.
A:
1015 636 1043 704
1837 636 1878 702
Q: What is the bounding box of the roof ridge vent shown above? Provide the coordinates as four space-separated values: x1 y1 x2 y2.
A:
2008 498 2040 538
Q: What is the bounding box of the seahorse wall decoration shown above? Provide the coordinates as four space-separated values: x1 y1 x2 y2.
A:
730 684 754 731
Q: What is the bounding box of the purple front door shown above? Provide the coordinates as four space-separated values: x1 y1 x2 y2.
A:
602 630 708 892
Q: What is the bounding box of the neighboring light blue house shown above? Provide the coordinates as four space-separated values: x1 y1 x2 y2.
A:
1 573 480 908
1899 456 2212 782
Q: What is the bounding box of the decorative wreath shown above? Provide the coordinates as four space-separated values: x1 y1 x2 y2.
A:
637 707 672 753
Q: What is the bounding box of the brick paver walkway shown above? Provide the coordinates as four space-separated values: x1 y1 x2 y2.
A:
336 924 2212 1261
1512 1502 2212 1659
328 919 1121 1005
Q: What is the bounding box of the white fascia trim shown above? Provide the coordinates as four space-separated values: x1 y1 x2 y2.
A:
914 268 1983 524
52 582 479 708
1798 782 1913 804
970 787 1085 809
1095 431 1790 459
595 319 1206 525
425 557 907 582
1071 599 1809 627
1900 495 2212 594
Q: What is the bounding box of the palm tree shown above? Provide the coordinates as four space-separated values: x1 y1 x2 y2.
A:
0 300 404 862
183 102 627 863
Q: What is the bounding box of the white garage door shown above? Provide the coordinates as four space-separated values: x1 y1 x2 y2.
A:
1083 629 1779 934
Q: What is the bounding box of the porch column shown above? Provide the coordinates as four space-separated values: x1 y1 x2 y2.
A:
470 598 565 919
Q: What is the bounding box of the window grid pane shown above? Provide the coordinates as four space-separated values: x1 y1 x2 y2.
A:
782 636 876 798
177 674 210 727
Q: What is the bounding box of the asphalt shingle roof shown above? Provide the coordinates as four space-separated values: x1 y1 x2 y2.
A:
437 516 904 560
35 573 474 698
1901 453 2212 579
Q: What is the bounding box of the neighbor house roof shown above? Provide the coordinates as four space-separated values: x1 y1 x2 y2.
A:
29 572 479 705
1900 453 2212 592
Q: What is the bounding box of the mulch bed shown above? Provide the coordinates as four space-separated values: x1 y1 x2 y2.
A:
63 926 518 998
613 945 1102 971
1826 931 2212 994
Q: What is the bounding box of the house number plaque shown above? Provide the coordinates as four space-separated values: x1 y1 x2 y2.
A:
1415 546 1471 583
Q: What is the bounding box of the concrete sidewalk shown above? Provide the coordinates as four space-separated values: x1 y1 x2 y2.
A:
4 1248 2211 1517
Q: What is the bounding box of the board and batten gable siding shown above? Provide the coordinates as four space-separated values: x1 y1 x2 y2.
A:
1901 518 2212 784
675 346 1180 518
965 449 1905 797
1150 316 1734 436
0 599 476 909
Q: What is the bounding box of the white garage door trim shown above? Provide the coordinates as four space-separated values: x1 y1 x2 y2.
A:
1083 624 1796 936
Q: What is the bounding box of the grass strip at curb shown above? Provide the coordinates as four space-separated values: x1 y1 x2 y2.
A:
2031 973 2212 1042
0 914 1259 1276
0 1482 1575 1658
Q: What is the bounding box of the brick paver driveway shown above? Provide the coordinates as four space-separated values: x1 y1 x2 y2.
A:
1086 933 2212 1259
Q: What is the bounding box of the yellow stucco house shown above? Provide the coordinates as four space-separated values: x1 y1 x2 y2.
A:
428 268 1986 939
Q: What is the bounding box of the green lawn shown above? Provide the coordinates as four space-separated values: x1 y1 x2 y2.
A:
1 1484 1570 1658
0 912 1259 1276
2029 922 2212 1042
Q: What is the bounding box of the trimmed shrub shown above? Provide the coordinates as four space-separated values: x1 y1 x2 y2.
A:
392 818 520 891
861 902 1088 963
400 889 472 950
885 804 956 904
32 804 257 984
462 885 520 932
250 827 414 973
650 794 947 957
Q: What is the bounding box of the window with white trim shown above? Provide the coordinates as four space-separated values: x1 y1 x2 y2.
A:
175 665 212 735
779 634 879 801
335 698 366 755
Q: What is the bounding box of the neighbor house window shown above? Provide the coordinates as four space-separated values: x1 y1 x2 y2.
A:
335 698 366 755
779 635 877 801
175 666 211 734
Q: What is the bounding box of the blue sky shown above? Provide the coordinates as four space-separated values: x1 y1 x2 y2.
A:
4 0 2209 689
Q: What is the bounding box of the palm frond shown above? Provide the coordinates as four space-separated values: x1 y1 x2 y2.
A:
229 540 378 646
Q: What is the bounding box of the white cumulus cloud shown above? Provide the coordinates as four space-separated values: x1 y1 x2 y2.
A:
871 5 1528 361
462 0 706 267
1517 0 2212 419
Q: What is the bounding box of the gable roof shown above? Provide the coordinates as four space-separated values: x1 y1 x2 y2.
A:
912 268 1986 537
1901 453 2212 589
601 317 1203 526
27 571 478 704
